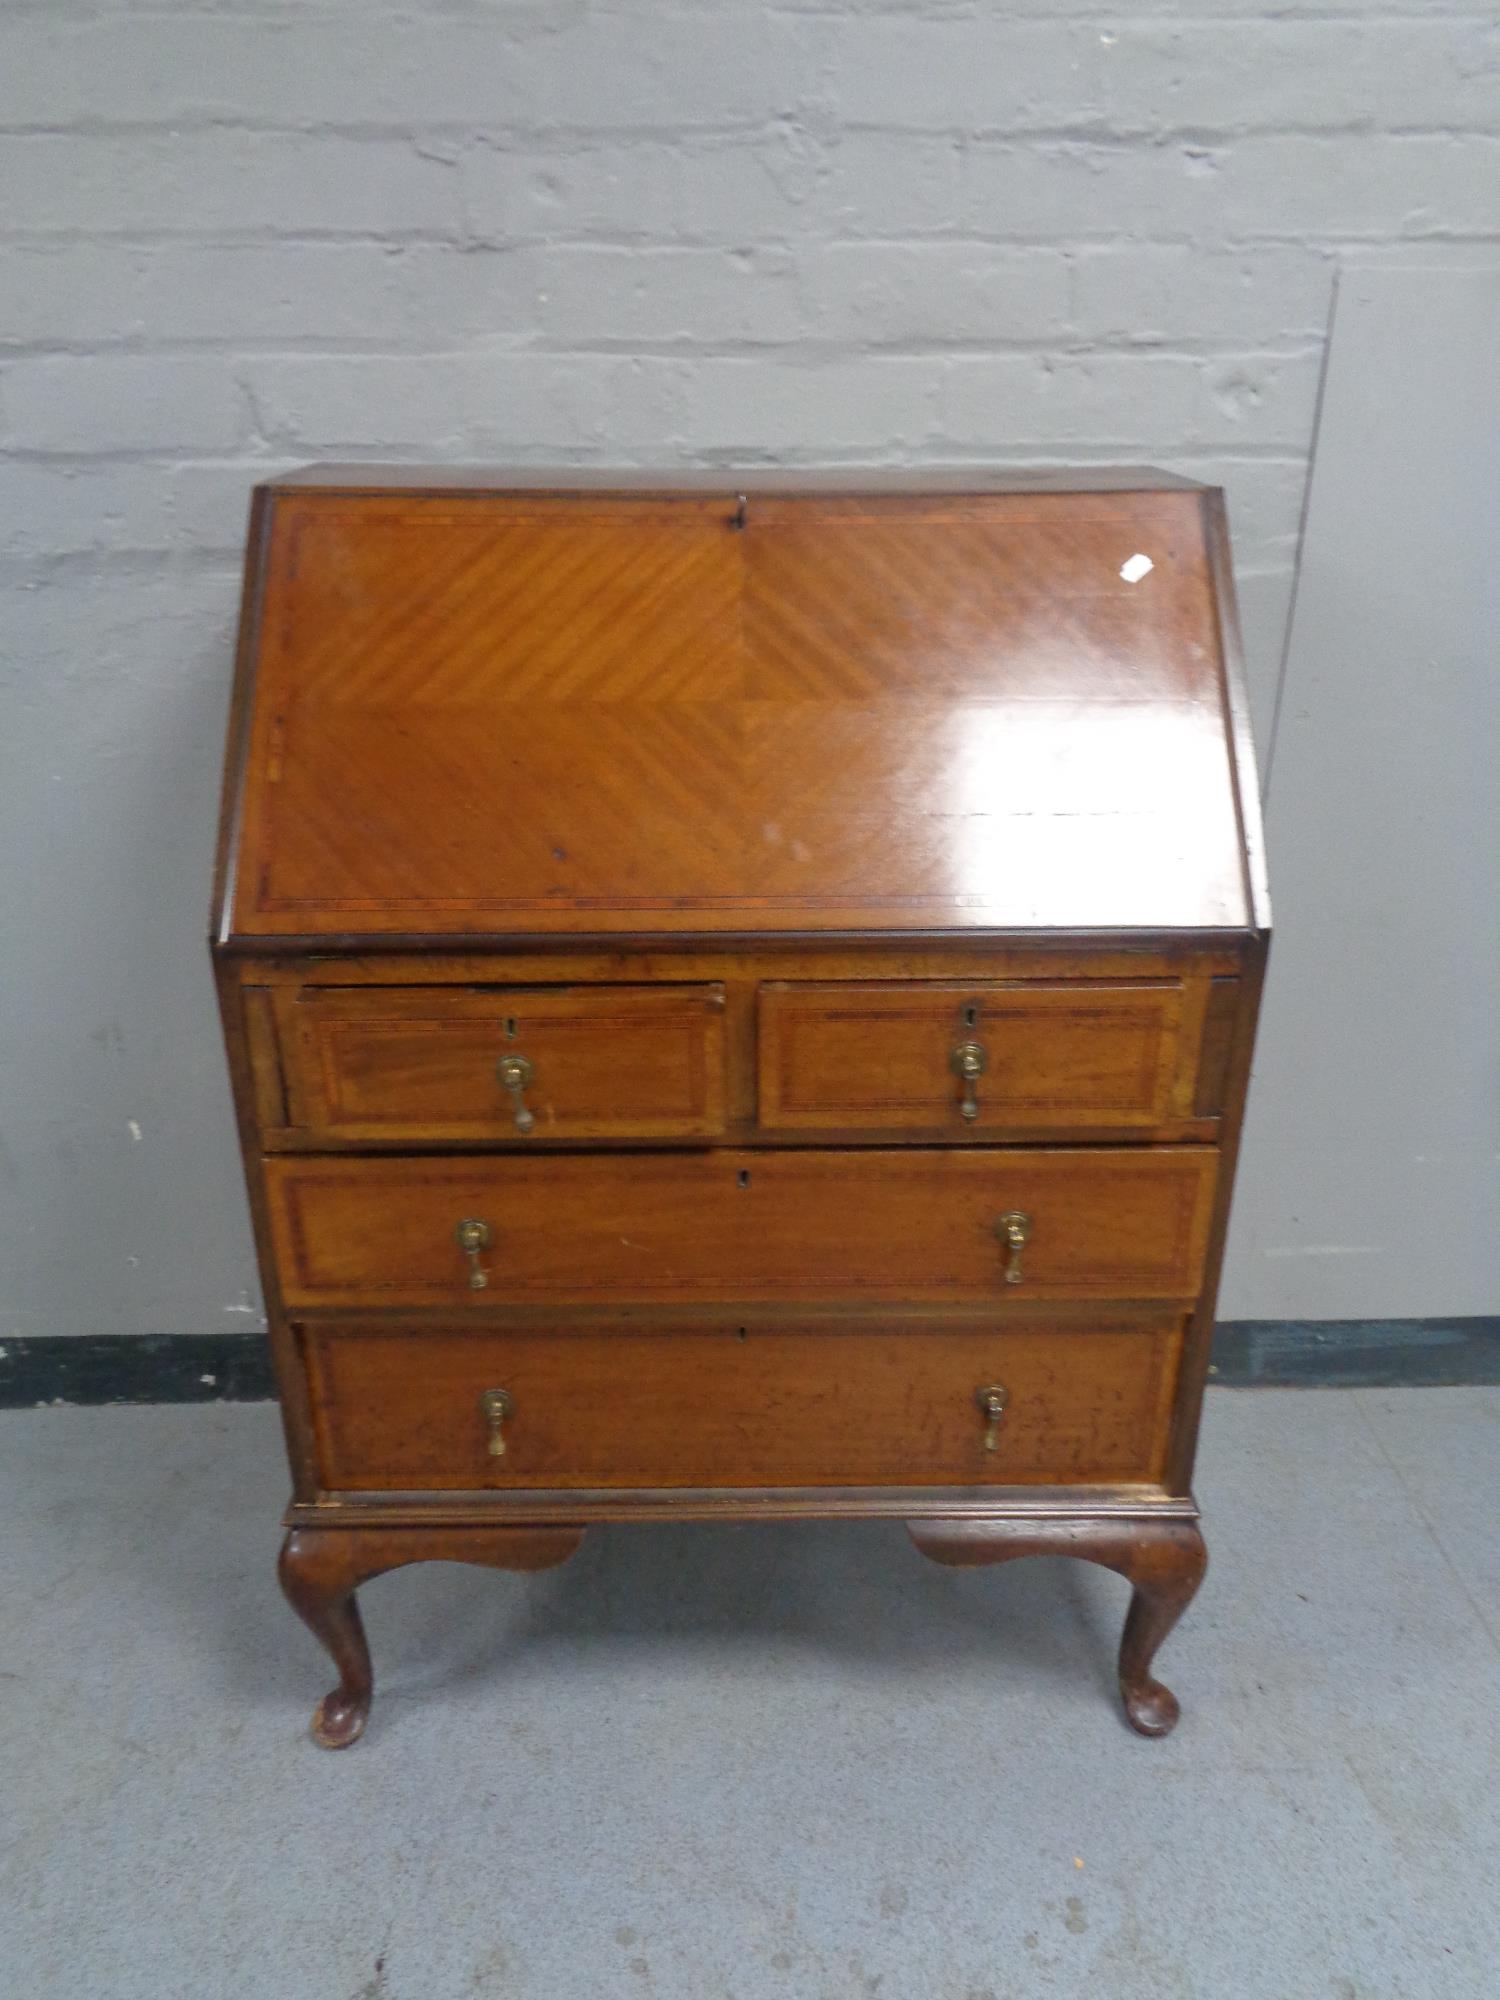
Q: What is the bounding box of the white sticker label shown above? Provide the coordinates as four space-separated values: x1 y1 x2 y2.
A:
1119 553 1154 583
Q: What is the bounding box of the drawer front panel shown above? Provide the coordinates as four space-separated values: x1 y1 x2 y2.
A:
303 1319 1185 1490
266 1149 1217 1308
280 984 726 1142
758 980 1190 1135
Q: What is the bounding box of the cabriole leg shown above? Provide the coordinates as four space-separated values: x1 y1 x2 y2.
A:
277 1529 370 1749
1114 1522 1209 1736
276 1523 585 1749
906 1515 1209 1738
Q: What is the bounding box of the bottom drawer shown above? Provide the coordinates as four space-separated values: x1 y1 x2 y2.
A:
302 1319 1185 1491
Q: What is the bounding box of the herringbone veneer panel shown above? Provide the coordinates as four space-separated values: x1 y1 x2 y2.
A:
228 488 1249 934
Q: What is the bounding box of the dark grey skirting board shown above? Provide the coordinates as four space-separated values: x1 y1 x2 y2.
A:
2 1321 1498 1407
1210 1319 1500 1389
3 1335 278 1407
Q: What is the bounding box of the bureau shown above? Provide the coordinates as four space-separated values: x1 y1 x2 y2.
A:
213 469 1268 1748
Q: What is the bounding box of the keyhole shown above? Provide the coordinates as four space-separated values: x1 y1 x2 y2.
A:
963 1003 979 1029
737 1169 751 1189
504 1017 517 1040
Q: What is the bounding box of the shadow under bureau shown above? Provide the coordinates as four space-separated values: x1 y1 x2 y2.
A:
212 469 1268 1747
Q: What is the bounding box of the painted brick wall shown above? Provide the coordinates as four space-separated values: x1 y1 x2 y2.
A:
2 2 1497 1338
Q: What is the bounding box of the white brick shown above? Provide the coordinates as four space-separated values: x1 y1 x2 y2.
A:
465 353 616 453
243 355 472 451
466 355 690 456
824 18 1098 131
683 359 936 453
1097 21 1500 137
152 244 537 348
1 245 151 346
1 560 237 655
233 353 700 462
5 18 514 128
965 136 1500 244
765 0 1002 10
395 247 562 347
1193 350 1324 451
0 134 456 237
0 19 87 124
2 355 244 453
511 12 790 130
672 134 829 245
166 462 284 550
593 359 697 454
939 352 1200 452
964 142 1221 243
0 461 270 559
465 133 822 251
525 247 808 346
818 134 964 240
51 0 567 13
1214 135 1500 239
3 464 173 558
805 244 1070 345
1071 247 1334 348
10 13 789 131
2 464 163 560
134 246 423 344
942 350 1321 456
0 243 475 348
460 141 679 245
770 0 1487 13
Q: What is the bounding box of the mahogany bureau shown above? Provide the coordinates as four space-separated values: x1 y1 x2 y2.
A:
212 468 1268 1748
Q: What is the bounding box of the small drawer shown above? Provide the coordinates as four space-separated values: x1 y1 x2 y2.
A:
302 1318 1186 1490
276 984 726 1143
265 1148 1217 1309
757 980 1196 1137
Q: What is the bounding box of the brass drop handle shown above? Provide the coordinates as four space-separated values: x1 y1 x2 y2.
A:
976 1383 1009 1452
455 1216 494 1291
950 1039 988 1122
496 1053 537 1134
995 1209 1032 1286
479 1387 514 1457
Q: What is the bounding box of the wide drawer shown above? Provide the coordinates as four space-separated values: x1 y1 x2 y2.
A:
301 1318 1185 1490
265 1149 1217 1308
276 983 727 1142
758 979 1204 1136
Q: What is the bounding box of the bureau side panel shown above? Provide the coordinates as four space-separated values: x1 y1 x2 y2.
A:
1164 931 1268 1492
211 961 319 1497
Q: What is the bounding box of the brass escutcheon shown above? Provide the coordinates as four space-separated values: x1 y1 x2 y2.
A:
950 1039 988 1122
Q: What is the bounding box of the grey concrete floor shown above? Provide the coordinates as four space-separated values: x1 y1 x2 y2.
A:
1 1389 1497 2000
